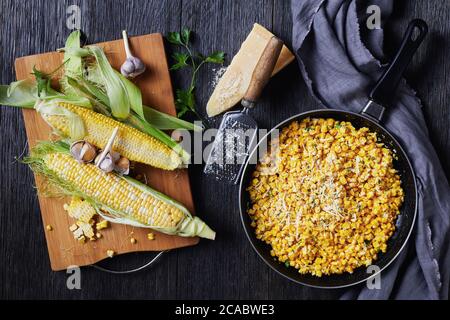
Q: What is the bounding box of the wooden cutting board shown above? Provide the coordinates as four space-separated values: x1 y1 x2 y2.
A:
14 33 199 271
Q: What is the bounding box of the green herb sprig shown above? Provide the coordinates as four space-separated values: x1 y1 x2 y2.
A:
167 28 225 119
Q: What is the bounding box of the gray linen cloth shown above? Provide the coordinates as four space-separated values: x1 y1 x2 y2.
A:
291 0 450 299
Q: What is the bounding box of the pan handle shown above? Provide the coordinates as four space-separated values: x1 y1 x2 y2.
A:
362 19 428 121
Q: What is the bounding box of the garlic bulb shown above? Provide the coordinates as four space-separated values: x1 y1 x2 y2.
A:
120 30 146 78
93 127 130 175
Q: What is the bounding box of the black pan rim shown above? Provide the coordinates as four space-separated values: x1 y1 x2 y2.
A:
238 109 418 289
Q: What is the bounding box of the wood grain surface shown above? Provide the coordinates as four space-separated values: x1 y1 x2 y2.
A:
14 33 198 271
1 0 449 299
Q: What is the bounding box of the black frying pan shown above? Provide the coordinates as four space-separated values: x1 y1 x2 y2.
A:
239 19 428 288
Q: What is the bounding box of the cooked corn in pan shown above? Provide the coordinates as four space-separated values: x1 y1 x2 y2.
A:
247 118 404 276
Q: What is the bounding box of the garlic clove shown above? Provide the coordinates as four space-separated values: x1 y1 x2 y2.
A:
70 140 97 163
95 152 115 173
110 150 121 162
114 156 130 175
80 142 97 162
70 141 83 159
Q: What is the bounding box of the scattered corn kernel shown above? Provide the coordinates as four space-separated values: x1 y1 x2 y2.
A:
46 225 53 231
78 235 86 244
73 227 84 239
96 220 109 230
130 237 137 244
96 232 102 239
247 118 403 276
147 233 155 240
106 250 115 258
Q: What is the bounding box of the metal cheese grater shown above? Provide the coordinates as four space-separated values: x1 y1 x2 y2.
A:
204 36 283 184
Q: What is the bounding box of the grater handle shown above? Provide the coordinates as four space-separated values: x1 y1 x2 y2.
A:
241 36 283 109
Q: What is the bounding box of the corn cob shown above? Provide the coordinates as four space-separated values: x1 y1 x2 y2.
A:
64 198 97 241
63 197 97 223
77 221 95 240
39 102 183 170
35 147 214 239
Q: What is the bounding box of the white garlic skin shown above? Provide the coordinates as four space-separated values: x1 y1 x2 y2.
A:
95 152 115 173
120 57 146 78
114 156 130 175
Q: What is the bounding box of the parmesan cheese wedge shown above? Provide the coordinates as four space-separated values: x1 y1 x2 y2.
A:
206 23 295 117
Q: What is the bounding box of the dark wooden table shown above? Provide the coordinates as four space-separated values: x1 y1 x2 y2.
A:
1 0 449 299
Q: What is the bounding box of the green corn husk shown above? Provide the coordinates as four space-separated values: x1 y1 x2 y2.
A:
0 79 91 110
88 46 136 119
35 100 86 141
0 80 37 108
143 105 203 131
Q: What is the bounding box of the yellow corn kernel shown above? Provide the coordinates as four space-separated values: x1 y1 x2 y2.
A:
96 220 109 230
106 250 115 258
147 233 155 240
46 225 53 231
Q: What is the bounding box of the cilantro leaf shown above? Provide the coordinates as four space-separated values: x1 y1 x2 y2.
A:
177 108 189 118
181 28 191 45
170 52 190 70
205 51 225 64
175 89 195 117
167 31 182 45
